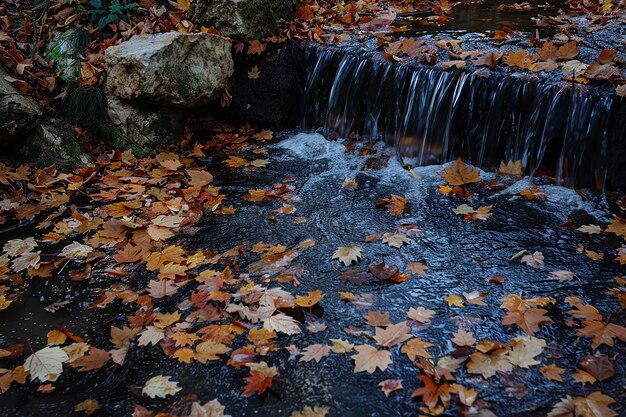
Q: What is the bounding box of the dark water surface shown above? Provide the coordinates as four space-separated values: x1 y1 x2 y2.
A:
0 133 624 416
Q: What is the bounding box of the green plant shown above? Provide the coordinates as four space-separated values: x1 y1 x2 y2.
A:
64 83 108 129
87 0 138 30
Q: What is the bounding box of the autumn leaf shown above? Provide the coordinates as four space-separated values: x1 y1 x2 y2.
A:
498 160 523 176
379 379 403 397
299 344 330 363
247 66 261 79
401 338 433 360
373 322 412 347
263 314 301 335
24 346 69 382
376 194 408 216
352 345 392 373
502 308 553 335
508 336 546 368
580 354 614 382
405 262 427 275
381 232 410 248
606 217 626 239
521 251 544 269
467 350 512 379
142 375 181 398
70 347 110 372
291 406 330 417
242 362 277 396
411 374 452 409
330 339 354 354
363 310 390 327
47 330 67 346
407 306 435 323
440 158 480 186
332 246 362 265
445 294 464 307
295 290 324 308
576 321 626 349
505 50 538 69
541 364 565 382
451 330 476 347
74 399 99 415
548 392 617 417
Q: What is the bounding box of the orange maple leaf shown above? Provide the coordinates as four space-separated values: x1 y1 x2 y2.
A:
411 375 452 409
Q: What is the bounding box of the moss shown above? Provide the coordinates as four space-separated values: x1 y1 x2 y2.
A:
44 28 90 81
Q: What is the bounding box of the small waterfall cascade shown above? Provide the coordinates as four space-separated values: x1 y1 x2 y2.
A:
301 46 622 189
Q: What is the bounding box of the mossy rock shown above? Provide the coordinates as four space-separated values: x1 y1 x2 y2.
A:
190 0 297 40
44 28 89 82
14 120 93 169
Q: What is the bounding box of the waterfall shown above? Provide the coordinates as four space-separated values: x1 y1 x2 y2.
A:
300 46 623 189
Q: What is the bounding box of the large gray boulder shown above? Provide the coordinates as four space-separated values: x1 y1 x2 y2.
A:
190 0 297 40
105 32 233 108
0 68 42 145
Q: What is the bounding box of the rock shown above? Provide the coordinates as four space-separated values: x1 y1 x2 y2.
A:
226 41 305 129
14 119 92 169
105 32 233 108
106 96 185 153
190 0 297 40
0 68 42 145
44 28 89 82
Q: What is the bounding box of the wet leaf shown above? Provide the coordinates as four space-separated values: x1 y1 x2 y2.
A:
407 306 435 323
548 392 617 417
332 246 362 266
541 364 565 382
373 322 412 347
379 379 403 397
299 344 330 363
411 374 452 409
401 338 433 360
451 330 476 347
24 346 69 382
290 405 330 417
352 345 392 373
440 159 480 186
142 375 181 398
381 232 410 248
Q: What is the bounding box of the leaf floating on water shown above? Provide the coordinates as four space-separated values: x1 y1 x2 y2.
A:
541 364 565 382
290 405 330 417
299 344 330 363
382 233 410 248
142 375 181 399
578 224 602 234
549 270 576 282
24 346 69 382
352 345 392 373
548 392 617 417
332 246 362 266
521 251 544 269
407 306 435 323
375 194 408 216
379 379 403 397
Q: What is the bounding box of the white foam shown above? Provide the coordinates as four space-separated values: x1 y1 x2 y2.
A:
273 133 610 221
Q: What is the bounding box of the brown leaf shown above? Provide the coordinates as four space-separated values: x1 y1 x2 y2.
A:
374 322 412 347
352 345 392 373
70 347 110 372
440 159 481 186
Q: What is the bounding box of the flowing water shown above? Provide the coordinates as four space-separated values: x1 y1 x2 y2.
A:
300 47 621 189
1 132 625 416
